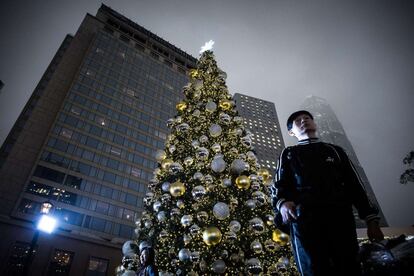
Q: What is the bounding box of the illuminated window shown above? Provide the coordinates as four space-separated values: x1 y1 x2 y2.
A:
47 249 74 275
110 147 121 156
86 257 108 276
131 167 141 178
95 117 106 126
70 106 81 116
4 241 35 275
60 128 73 139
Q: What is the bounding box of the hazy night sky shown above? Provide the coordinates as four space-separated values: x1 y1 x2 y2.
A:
0 0 413 227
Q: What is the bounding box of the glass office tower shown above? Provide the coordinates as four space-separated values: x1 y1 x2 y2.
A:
233 93 285 173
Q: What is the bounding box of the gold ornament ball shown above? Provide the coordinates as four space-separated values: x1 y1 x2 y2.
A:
170 181 186 197
219 99 232 110
258 168 271 182
202 226 222 246
235 175 251 189
272 229 290 246
176 101 187 112
161 159 173 170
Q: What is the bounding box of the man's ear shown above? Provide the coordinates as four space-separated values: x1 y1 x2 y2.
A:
288 130 295 137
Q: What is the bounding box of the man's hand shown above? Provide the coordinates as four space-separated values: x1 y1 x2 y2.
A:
367 220 384 242
280 201 297 223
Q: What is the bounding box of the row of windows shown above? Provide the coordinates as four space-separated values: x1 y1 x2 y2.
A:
48 128 155 182
97 26 192 81
5 244 108 276
71 80 171 133
81 63 180 119
92 32 187 95
40 148 147 194
57 111 159 170
33 165 143 207
25 180 139 222
75 70 178 126
92 38 184 88
66 92 167 143
53 123 156 172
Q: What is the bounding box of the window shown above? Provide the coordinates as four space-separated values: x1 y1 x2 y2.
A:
33 166 65 183
85 257 109 276
95 201 109 215
4 241 34 275
110 146 121 156
103 171 116 184
17 198 41 214
60 128 73 139
100 186 113 198
89 217 106 232
55 208 84 226
95 116 106 126
47 249 74 276
131 167 141 178
123 209 134 221
70 106 81 115
119 224 133 239
107 158 119 170
125 193 137 205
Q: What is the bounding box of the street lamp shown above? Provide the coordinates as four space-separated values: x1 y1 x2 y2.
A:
22 201 57 275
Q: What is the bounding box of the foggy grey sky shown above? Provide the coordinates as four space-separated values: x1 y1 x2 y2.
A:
1 0 413 227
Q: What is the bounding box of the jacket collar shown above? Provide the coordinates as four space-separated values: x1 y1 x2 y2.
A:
297 137 320 145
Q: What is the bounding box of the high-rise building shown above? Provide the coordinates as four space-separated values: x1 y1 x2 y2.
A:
0 4 196 274
301 95 387 227
233 93 285 173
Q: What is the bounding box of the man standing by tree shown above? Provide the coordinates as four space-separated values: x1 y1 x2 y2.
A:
271 110 384 275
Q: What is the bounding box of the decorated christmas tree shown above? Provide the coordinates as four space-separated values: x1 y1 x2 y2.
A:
119 42 298 275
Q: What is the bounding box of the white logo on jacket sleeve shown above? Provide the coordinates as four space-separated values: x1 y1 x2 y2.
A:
326 157 334 163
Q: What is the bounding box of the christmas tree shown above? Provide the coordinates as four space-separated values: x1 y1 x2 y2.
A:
119 43 298 275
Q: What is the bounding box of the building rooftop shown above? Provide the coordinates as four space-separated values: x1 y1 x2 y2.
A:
98 4 197 64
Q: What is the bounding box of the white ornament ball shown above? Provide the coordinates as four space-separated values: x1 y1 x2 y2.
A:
229 220 241 232
161 182 171 192
178 248 191 262
209 124 222 137
230 159 247 174
205 101 217 112
213 202 230 220
211 155 226 173
211 259 226 274
122 240 138 257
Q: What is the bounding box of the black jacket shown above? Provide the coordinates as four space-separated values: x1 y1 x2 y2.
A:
271 138 379 223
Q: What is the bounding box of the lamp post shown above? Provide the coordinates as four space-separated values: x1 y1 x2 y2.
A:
22 201 57 276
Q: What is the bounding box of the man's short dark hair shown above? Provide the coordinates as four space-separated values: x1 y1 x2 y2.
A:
287 110 314 131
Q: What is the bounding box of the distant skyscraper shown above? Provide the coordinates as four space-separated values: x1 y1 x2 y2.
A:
301 95 387 228
0 4 196 274
234 93 285 173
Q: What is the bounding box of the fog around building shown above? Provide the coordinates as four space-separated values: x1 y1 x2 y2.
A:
0 0 413 227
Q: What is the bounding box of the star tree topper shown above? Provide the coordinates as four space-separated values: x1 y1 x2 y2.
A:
200 40 215 53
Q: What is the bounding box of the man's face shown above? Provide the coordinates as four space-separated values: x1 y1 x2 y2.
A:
140 250 149 264
289 113 317 138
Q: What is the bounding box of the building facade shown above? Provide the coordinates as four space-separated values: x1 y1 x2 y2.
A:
301 95 387 227
0 4 196 275
234 93 285 173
